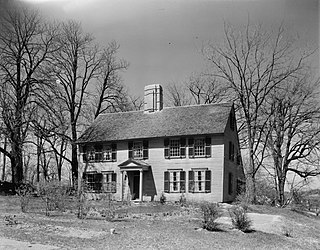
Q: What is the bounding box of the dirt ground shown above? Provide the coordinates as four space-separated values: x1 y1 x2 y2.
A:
1 196 320 249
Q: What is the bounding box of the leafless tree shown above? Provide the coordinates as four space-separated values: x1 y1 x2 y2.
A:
166 82 192 107
265 75 320 206
93 41 129 118
0 5 58 184
202 21 316 203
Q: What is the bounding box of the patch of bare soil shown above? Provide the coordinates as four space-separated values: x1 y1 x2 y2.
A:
1 196 320 249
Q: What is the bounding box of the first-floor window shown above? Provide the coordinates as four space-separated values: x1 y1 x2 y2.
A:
189 169 211 193
164 170 186 193
85 172 102 192
102 172 117 193
85 172 117 193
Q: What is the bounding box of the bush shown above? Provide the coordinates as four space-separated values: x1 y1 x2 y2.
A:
38 180 70 216
201 203 221 231
229 206 252 232
179 193 187 207
16 183 35 213
160 192 166 205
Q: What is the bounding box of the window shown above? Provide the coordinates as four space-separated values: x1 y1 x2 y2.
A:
102 172 117 193
164 170 186 193
230 112 235 131
228 141 235 161
128 140 148 159
82 144 117 162
188 137 211 158
189 169 211 193
85 172 102 192
228 173 233 195
85 172 116 193
164 138 186 159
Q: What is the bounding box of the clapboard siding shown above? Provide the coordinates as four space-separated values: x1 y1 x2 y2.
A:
79 106 244 203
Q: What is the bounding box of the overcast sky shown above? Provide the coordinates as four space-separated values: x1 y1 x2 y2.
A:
21 0 319 97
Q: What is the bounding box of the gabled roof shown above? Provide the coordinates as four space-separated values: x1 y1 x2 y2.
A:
78 102 233 143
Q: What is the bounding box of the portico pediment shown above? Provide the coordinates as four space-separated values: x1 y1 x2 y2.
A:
118 158 150 171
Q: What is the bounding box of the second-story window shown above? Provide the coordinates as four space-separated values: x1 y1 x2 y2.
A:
188 137 211 158
128 140 148 160
82 143 117 163
164 138 186 159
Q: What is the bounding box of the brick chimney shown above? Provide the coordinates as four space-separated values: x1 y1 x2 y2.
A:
144 84 163 113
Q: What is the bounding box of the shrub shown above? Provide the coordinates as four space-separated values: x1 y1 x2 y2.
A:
160 192 166 205
179 193 187 207
16 183 35 213
229 206 252 232
201 203 221 231
38 180 70 216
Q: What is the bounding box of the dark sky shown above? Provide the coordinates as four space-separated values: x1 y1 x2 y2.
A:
22 0 319 97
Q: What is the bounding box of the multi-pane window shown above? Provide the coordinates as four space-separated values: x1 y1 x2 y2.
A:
164 138 186 159
189 169 211 193
188 137 211 158
85 172 102 192
194 139 205 157
102 172 117 193
82 144 117 162
133 142 143 159
85 172 116 193
128 140 149 159
164 170 186 193
170 139 180 157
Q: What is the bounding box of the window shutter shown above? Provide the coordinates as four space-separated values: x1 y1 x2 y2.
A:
205 170 211 193
180 171 186 193
188 138 194 158
82 153 87 162
112 173 117 193
143 140 149 159
164 138 170 159
205 137 211 157
94 173 103 192
180 138 186 158
231 143 235 161
164 171 169 193
128 141 133 158
188 171 194 193
111 143 117 161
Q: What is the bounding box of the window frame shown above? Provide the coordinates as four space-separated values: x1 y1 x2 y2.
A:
82 143 117 163
164 170 186 193
189 137 211 158
164 138 186 159
188 169 211 193
102 171 117 193
128 140 149 160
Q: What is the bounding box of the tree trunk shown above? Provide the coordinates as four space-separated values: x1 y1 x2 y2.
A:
2 138 7 181
71 123 78 186
11 142 23 184
278 176 286 207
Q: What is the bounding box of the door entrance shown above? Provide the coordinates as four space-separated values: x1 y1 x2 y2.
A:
132 173 140 200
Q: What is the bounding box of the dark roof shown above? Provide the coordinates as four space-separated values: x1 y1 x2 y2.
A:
78 102 233 143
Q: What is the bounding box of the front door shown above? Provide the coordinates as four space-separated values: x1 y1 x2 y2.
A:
132 174 140 200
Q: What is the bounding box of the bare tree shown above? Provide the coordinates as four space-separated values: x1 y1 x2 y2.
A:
166 82 192 107
93 41 129 118
0 5 57 184
188 73 227 104
265 75 320 206
202 21 315 203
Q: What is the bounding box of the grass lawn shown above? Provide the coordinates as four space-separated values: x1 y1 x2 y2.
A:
1 195 320 249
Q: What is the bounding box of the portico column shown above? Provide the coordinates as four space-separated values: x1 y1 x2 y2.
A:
139 170 143 202
121 170 126 201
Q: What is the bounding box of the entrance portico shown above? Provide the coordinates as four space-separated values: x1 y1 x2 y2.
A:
118 159 150 202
